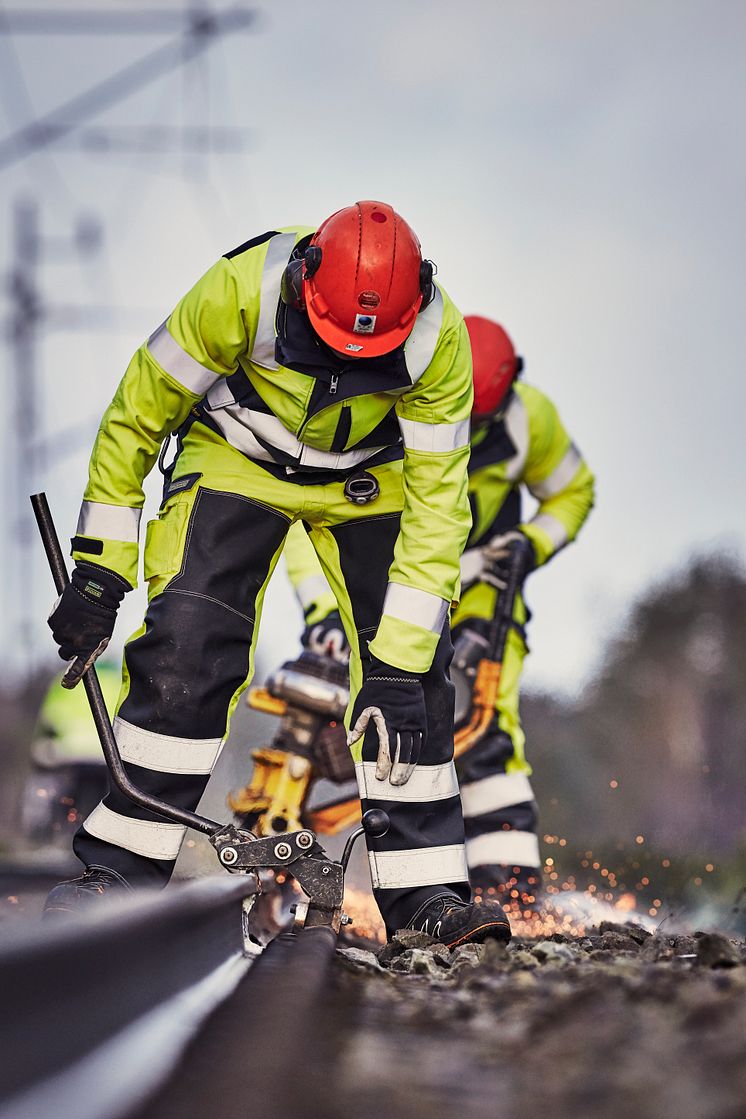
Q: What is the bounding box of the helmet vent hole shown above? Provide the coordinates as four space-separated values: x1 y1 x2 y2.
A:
370 211 387 223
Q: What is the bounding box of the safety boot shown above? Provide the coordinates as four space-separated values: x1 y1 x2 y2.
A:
407 892 511 948
42 865 133 919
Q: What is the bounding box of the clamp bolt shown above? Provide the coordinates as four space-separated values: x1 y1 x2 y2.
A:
341 914 353 926
296 831 313 850
274 841 292 860
220 847 238 866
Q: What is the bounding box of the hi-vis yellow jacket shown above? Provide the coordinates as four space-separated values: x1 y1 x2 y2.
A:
452 381 594 627
287 380 595 630
72 228 474 673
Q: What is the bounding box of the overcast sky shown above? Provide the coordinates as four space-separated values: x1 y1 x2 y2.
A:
0 0 744 692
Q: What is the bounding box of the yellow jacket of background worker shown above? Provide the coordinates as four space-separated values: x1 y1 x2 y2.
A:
454 379 595 629
72 227 473 674
287 379 595 629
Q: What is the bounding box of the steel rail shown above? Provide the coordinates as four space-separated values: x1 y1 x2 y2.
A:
130 925 340 1119
0 875 261 1117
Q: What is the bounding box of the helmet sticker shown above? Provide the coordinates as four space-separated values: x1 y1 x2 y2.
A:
353 313 377 334
345 343 364 351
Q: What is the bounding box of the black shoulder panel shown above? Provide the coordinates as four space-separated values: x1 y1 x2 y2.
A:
223 231 281 260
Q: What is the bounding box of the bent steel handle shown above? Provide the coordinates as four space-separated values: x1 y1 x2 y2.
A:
30 492 222 836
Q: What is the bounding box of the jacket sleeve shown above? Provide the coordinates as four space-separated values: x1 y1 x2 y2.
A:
368 294 473 675
72 257 249 586
284 521 337 625
518 385 595 567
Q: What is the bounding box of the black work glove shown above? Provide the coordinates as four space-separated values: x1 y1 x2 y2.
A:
347 656 427 786
48 563 129 688
482 530 536 591
301 609 350 664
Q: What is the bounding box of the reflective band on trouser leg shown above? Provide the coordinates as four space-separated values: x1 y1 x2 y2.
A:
147 321 222 396
113 717 223 776
84 803 185 861
368 845 468 890
460 772 535 817
356 760 459 804
77 501 141 543
466 831 541 871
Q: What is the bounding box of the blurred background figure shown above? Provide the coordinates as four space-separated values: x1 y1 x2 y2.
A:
22 661 120 846
451 315 594 914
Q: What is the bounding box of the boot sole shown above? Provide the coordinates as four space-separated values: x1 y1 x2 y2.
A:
444 918 512 949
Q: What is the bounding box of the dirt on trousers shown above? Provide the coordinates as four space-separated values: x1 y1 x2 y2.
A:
334 924 746 1119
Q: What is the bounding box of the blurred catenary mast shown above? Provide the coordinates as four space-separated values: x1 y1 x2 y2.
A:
0 6 257 669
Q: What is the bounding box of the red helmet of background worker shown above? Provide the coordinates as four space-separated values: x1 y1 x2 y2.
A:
284 200 434 358
465 315 524 418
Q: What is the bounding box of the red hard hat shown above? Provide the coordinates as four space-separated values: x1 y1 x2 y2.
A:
465 315 520 416
304 201 424 358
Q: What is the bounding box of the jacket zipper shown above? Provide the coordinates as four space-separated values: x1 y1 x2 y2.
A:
298 372 341 440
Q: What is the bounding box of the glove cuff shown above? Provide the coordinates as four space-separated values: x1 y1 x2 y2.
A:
72 563 131 611
368 655 424 683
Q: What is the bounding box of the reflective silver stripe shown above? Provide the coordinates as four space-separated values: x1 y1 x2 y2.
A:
460 547 483 586
294 573 332 611
205 378 235 409
399 416 470 453
147 321 222 396
530 512 569 550
83 802 185 861
503 393 529 481
114 717 222 776
529 443 583 500
460 773 535 818
252 232 298 369
382 582 449 634
355 760 459 803
76 501 141 543
368 843 468 889
207 403 388 471
404 286 444 384
466 830 541 869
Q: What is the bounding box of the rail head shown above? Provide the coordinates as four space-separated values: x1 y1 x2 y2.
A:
0 875 259 1106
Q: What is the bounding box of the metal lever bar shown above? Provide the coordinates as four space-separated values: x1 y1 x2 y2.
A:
340 808 390 872
30 491 223 836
